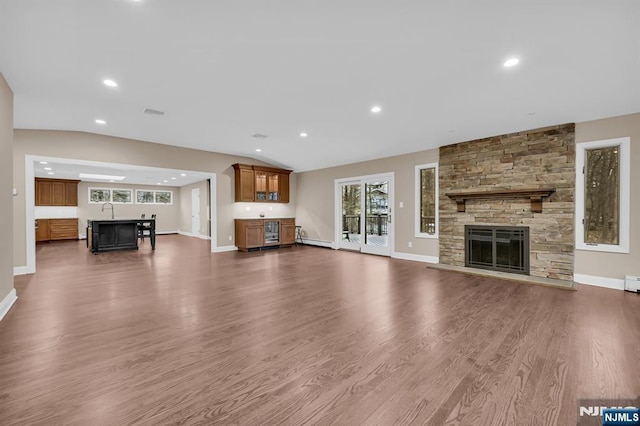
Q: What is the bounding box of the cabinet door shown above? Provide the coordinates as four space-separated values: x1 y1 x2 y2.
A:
239 168 255 202
65 182 78 206
254 171 268 201
36 181 52 206
35 219 50 242
246 225 264 247
279 173 290 203
281 220 295 245
267 173 279 201
51 182 66 206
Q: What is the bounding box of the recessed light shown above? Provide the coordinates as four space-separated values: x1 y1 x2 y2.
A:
171 177 176 180
109 180 115 183
43 167 52 171
47 172 54 175
371 105 382 113
300 132 308 138
157 182 162 185
79 173 126 181
256 148 262 152
95 119 106 125
103 79 118 87
39 161 48 165
504 58 519 67
163 180 168 183
180 173 186 177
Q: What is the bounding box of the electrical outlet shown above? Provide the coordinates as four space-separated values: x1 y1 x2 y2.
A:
408 241 412 248
228 235 232 241
399 201 404 208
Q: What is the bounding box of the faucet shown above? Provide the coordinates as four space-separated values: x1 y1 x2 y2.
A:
101 202 115 219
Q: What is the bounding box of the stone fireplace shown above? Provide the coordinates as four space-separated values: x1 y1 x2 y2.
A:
439 124 575 282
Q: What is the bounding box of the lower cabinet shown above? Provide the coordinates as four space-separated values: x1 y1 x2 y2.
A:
36 218 78 242
235 218 295 252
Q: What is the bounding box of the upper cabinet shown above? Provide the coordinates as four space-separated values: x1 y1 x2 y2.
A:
35 178 80 206
232 164 292 203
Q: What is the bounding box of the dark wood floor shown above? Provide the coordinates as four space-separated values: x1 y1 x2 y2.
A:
1 235 639 425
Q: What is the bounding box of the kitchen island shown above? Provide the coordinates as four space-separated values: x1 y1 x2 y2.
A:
87 218 155 253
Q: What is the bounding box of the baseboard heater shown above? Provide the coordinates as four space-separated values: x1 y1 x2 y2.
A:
625 275 639 293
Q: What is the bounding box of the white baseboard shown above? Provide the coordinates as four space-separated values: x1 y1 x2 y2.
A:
301 239 335 249
573 273 625 291
392 252 439 264
0 288 17 321
213 245 238 253
177 230 210 240
13 266 32 276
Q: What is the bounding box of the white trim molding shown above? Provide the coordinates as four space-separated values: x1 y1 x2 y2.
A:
415 162 439 239
0 289 18 321
177 230 210 240
392 252 439 264
575 137 630 253
574 273 625 291
212 245 238 253
13 266 31 276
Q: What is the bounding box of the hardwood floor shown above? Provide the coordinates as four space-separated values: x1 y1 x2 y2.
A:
1 235 639 425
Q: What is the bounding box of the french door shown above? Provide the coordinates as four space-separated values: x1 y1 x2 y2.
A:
336 173 394 256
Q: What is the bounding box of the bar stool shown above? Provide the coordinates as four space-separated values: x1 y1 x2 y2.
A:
139 214 155 241
295 226 303 245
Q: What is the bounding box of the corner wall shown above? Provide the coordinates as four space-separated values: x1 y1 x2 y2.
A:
0 73 16 315
574 112 640 281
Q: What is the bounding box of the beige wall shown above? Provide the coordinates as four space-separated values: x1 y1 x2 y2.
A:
77 182 181 235
574 112 640 279
13 130 297 267
179 180 210 236
295 148 439 258
0 74 14 303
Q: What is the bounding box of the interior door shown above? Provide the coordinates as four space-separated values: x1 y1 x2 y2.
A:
361 177 392 256
191 188 200 235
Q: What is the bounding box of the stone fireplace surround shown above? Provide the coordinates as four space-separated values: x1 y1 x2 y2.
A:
438 123 575 282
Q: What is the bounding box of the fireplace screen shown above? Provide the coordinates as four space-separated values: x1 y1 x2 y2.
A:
465 225 529 274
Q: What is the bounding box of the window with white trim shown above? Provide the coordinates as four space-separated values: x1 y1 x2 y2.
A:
576 137 630 253
415 163 438 238
136 189 173 205
88 187 133 204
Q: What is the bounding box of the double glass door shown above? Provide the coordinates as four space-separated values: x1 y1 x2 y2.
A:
337 174 393 256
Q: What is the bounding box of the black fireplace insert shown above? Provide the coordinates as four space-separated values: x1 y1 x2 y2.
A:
465 225 529 274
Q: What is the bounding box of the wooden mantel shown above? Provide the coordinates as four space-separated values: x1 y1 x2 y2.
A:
445 188 556 213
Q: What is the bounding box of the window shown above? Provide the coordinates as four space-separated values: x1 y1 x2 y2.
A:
89 188 133 204
136 189 173 205
576 137 630 253
415 163 438 238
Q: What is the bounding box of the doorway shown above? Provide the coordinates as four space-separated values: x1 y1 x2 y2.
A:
191 188 200 235
335 173 394 256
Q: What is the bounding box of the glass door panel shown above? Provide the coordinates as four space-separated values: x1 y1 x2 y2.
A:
268 173 279 201
339 183 361 250
255 171 267 201
362 180 390 255
264 220 279 244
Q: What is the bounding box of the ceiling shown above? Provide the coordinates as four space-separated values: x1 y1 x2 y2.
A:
33 160 210 187
1 1 639 172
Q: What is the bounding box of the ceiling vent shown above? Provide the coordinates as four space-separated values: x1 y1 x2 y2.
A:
143 108 165 116
251 133 268 139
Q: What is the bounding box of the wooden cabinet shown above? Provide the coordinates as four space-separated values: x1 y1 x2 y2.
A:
35 219 50 242
235 218 295 251
36 218 78 242
280 218 295 245
232 164 291 203
35 178 80 206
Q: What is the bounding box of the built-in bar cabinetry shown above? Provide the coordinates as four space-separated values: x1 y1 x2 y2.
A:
36 218 79 242
232 164 292 203
235 218 295 251
35 178 80 206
